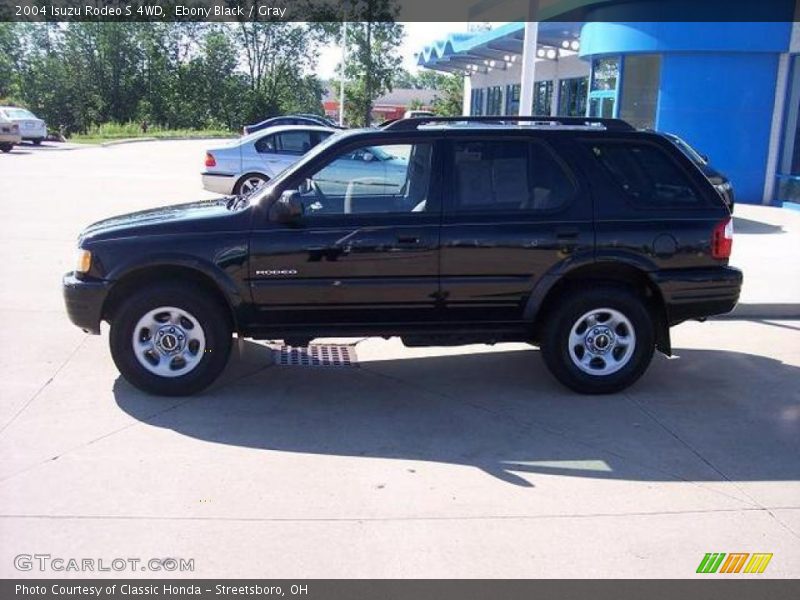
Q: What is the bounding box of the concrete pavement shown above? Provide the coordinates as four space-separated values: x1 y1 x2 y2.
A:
0 141 797 578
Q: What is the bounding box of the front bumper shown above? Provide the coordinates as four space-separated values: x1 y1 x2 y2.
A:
652 266 743 325
202 172 236 195
63 272 112 334
20 125 46 140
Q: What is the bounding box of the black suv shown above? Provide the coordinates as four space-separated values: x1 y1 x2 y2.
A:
63 116 742 396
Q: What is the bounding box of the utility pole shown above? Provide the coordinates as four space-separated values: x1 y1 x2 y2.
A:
339 17 348 127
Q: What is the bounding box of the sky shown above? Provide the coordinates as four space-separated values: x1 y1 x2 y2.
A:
316 22 495 80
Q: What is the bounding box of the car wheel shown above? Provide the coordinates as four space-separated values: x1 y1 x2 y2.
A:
109 283 232 396
234 173 268 196
540 286 655 394
0 143 12 153
32 138 42 146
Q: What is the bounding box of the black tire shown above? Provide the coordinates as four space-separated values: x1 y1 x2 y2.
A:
0 143 12 153
540 285 655 394
32 138 42 146
109 283 232 396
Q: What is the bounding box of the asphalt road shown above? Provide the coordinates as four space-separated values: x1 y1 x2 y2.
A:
0 140 798 578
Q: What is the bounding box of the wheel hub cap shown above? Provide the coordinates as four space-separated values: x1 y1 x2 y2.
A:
132 306 206 378
586 327 615 354
568 308 636 376
154 326 185 355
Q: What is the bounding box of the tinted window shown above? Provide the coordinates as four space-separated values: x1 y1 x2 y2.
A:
295 143 432 216
276 131 314 154
452 140 574 212
254 134 276 153
588 142 700 207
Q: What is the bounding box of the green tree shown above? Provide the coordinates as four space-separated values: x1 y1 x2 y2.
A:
0 23 22 100
335 0 404 127
236 22 323 123
432 73 464 116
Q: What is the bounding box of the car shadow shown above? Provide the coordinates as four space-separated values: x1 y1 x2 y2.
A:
733 216 784 235
113 341 800 487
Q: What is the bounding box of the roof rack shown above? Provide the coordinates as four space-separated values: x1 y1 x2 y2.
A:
381 115 635 132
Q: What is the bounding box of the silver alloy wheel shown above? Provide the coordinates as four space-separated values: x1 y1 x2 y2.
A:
132 306 206 378
568 308 636 376
239 176 265 196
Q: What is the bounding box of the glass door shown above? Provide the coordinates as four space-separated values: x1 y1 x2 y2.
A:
589 93 616 118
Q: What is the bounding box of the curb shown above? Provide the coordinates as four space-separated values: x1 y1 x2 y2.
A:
99 135 236 147
100 137 157 147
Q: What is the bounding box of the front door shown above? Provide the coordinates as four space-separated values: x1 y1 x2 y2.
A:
249 140 441 327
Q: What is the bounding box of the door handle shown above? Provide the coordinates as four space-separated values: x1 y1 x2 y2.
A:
396 234 421 246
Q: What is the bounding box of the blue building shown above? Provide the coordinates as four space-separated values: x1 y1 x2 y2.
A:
417 20 800 207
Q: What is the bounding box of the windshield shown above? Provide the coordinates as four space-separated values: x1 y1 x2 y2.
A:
4 108 35 119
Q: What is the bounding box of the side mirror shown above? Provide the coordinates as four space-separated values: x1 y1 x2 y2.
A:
269 190 303 223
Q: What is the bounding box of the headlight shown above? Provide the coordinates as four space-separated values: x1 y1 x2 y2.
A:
75 248 92 273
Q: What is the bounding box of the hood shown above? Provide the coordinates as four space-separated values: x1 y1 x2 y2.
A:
80 197 252 244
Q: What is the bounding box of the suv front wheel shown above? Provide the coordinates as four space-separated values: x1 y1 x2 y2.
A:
110 283 232 396
540 286 655 394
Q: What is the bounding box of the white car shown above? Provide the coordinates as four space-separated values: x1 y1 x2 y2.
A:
202 125 335 196
0 106 47 145
403 110 434 118
0 114 21 153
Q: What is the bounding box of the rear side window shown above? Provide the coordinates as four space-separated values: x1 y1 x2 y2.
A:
587 142 700 207
255 134 275 153
275 131 314 154
451 140 574 212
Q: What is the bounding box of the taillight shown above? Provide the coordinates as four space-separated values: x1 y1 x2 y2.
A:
712 217 733 259
204 152 216 168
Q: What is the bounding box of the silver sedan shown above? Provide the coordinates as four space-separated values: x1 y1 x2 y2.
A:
201 125 336 196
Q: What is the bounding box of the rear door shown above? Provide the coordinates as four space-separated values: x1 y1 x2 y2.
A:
439 134 593 324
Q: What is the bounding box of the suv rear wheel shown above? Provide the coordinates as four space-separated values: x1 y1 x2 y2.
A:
109 283 232 396
540 286 655 394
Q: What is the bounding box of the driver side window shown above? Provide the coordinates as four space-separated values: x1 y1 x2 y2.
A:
296 143 432 216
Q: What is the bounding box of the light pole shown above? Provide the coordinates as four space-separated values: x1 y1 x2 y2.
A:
339 16 348 126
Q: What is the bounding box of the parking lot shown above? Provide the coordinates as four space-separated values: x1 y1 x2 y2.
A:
0 140 798 578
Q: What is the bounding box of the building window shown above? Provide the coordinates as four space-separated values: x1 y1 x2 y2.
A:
486 86 503 116
505 84 521 116
558 77 588 117
619 54 661 129
532 81 553 116
591 57 619 91
470 88 485 116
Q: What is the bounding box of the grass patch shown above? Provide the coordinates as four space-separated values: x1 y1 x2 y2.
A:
70 122 235 144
